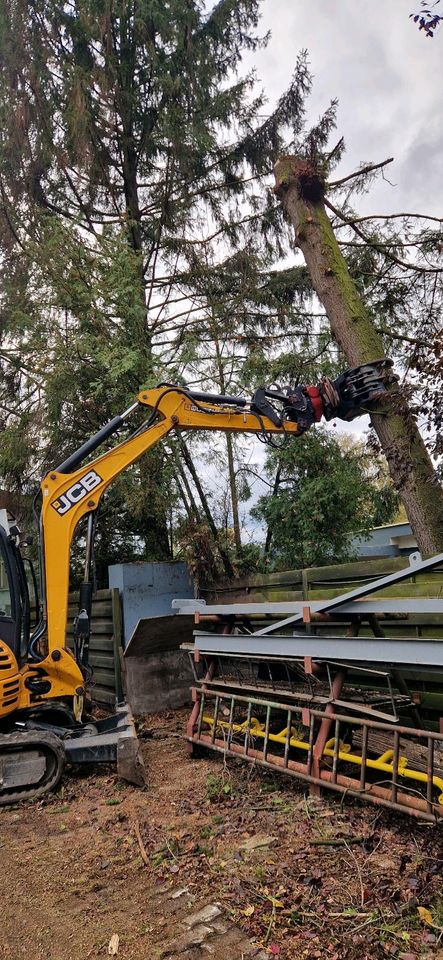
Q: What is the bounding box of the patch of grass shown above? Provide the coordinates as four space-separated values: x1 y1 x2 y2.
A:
194 842 212 858
432 897 443 928
200 824 213 839
375 907 421 946
290 909 302 925
150 836 180 868
257 778 280 795
151 850 166 867
378 919 411 944
269 794 293 813
299 795 317 819
205 773 232 802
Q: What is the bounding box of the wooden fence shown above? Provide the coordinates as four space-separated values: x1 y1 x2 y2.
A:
202 555 443 730
202 555 443 609
67 587 123 707
67 555 443 718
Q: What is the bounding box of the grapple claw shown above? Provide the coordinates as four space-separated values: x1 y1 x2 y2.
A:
321 358 396 422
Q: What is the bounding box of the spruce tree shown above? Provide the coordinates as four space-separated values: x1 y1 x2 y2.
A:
0 2 326 566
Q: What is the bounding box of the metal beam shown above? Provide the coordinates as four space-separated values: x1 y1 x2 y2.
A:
252 552 443 636
193 631 443 666
174 598 443 616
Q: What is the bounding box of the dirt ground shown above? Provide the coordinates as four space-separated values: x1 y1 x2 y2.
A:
0 709 442 960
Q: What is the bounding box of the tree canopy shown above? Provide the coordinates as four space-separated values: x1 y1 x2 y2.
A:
411 1 442 36
0 0 441 580
252 431 398 571
0 0 342 577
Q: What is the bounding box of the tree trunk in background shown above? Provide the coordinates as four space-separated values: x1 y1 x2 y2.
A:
177 437 235 578
263 464 282 557
274 156 443 557
225 432 242 556
211 333 243 557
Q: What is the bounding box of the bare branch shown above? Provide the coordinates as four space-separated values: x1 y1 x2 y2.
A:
328 157 394 190
325 198 443 274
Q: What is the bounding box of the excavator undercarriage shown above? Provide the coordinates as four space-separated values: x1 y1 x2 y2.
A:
0 703 145 806
0 730 65 805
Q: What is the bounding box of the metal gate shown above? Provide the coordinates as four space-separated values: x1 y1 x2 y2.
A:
188 687 443 823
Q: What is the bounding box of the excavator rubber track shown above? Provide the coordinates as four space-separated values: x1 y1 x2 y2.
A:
0 730 65 805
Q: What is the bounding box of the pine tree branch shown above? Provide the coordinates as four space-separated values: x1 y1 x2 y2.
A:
325 198 443 274
334 211 443 226
328 157 394 189
376 329 429 348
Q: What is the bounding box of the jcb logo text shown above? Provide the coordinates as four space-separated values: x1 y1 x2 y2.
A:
51 470 102 516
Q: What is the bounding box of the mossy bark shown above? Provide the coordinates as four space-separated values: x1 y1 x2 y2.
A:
274 155 443 557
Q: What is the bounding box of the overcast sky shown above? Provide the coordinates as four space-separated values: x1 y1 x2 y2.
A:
248 0 442 217
251 0 441 442
232 1 443 535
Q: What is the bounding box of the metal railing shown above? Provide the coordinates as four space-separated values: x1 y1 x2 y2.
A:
188 687 443 823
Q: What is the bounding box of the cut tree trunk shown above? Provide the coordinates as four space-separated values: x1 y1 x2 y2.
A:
212 331 243 556
274 155 443 557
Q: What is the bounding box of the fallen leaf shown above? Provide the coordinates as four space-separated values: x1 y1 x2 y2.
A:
423 931 436 944
418 906 434 927
267 896 284 909
108 933 119 956
301 873 322 888
241 905 255 917
241 835 278 852
407 876 420 891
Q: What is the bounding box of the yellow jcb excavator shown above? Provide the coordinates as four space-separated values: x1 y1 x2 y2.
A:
0 361 390 802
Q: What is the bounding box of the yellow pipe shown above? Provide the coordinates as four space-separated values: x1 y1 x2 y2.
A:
203 715 443 805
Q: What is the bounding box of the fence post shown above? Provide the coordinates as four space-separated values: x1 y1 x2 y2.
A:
111 587 124 702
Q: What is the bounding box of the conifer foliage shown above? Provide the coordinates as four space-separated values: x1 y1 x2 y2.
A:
1 1 432 577
0 0 325 567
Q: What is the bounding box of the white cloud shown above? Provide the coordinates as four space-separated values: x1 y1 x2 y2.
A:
247 0 443 216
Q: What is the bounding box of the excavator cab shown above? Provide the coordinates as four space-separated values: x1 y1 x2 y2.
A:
0 513 31 712
0 511 61 730
0 508 145 803
0 510 41 672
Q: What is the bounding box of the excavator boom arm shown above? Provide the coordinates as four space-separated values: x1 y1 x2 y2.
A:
39 387 299 668
29 358 391 706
